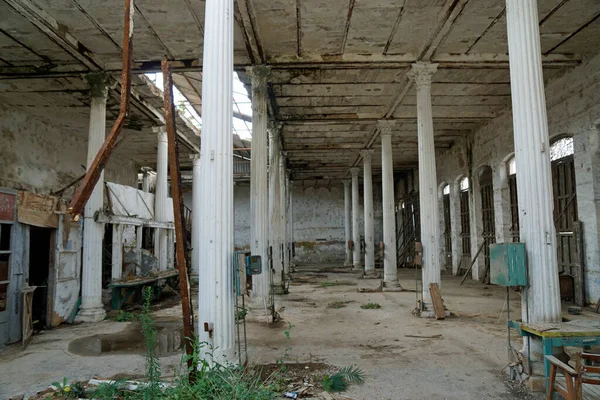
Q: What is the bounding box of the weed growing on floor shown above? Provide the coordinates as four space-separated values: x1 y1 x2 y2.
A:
276 322 295 373
327 300 355 309
115 310 135 322
320 280 355 288
360 302 382 309
322 366 365 393
51 377 84 398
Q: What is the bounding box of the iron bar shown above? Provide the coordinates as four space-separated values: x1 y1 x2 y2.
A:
162 60 195 372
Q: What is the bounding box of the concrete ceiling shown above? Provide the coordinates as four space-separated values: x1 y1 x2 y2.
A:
0 0 599 179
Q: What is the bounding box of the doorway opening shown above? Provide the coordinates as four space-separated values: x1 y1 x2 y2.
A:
28 227 53 330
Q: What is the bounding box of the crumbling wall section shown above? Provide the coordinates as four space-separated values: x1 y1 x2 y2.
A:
0 103 137 197
292 182 383 264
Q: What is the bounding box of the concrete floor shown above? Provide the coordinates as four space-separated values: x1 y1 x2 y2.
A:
0 265 561 399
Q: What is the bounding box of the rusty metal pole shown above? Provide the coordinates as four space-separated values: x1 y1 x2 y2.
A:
68 0 134 219
162 60 195 372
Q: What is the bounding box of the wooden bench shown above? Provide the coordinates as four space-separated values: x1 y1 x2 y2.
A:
108 269 179 310
547 353 600 399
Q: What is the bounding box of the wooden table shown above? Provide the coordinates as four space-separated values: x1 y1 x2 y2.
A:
108 269 179 310
508 319 600 387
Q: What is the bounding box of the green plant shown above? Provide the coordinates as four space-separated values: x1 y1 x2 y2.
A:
327 300 354 309
139 286 161 399
276 322 295 373
51 377 79 398
235 307 247 322
360 302 381 309
322 366 365 393
320 280 355 288
89 379 126 399
116 310 135 322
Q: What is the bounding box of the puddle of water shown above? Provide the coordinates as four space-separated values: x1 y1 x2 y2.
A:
68 318 183 357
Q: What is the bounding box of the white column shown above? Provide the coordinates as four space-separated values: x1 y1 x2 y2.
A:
361 150 376 275
112 224 123 280
247 66 271 301
154 127 169 271
409 62 440 307
269 123 284 291
379 120 400 288
191 155 201 281
343 179 352 267
197 0 234 364
77 73 109 323
350 167 362 270
506 0 560 324
288 179 294 269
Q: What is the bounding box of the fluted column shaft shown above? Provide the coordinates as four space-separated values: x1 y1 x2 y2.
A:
361 150 375 274
283 172 291 275
409 62 440 305
247 66 271 301
197 0 234 364
78 73 110 323
379 121 399 287
191 155 201 279
155 128 169 271
269 124 283 289
506 0 560 324
350 168 361 269
343 180 352 266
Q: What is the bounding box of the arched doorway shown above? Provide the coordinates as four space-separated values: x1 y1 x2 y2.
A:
442 184 452 267
459 177 470 272
479 166 495 282
550 136 582 304
507 157 519 242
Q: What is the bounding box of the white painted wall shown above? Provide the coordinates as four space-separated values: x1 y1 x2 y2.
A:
435 50 600 302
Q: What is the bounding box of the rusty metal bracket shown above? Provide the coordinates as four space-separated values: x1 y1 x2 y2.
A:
162 60 195 371
68 0 134 219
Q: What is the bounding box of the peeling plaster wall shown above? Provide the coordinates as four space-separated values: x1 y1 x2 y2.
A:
292 182 384 264
435 50 600 301
0 104 137 196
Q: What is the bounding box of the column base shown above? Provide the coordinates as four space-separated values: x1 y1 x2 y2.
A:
352 264 363 271
272 284 288 295
75 305 106 323
418 301 451 318
363 269 381 279
343 261 353 267
382 280 402 292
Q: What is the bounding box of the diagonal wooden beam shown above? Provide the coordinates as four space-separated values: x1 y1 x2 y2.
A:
69 0 134 218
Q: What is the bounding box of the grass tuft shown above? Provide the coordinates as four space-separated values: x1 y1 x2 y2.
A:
360 302 382 309
327 301 355 309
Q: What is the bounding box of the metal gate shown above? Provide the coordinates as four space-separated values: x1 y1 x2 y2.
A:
443 192 452 267
480 168 496 282
552 153 583 305
459 187 471 270
396 192 420 267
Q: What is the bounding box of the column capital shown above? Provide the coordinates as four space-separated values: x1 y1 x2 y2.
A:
360 149 375 161
246 65 271 89
268 121 283 140
342 179 351 187
408 62 439 87
85 72 111 99
377 120 396 137
349 167 360 177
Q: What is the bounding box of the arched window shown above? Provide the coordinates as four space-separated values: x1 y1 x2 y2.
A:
506 156 519 242
550 137 574 161
460 177 469 192
442 184 451 264
458 177 470 264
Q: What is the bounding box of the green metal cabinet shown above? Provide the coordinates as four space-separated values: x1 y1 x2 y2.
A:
489 243 527 287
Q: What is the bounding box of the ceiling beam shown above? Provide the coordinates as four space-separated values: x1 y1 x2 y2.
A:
420 0 470 61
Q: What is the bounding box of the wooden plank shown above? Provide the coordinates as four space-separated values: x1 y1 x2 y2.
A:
429 283 446 320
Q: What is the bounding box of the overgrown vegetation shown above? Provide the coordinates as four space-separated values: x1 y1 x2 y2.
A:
322 366 365 393
115 310 135 322
327 300 355 309
320 280 356 288
360 302 382 309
